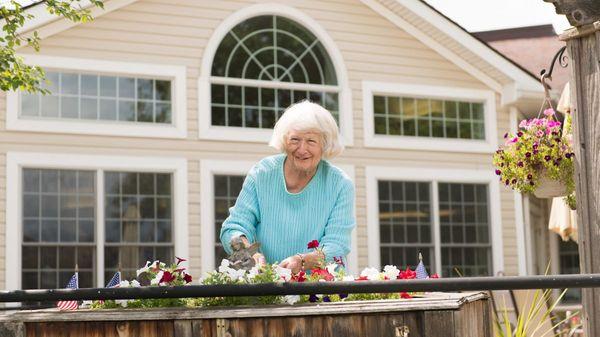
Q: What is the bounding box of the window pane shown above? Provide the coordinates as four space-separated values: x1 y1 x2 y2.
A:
22 169 96 289
41 95 59 117
22 94 39 117
81 75 98 96
61 96 79 119
210 15 338 128
119 78 135 98
20 71 173 126
214 175 245 266
371 95 485 140
439 183 491 277
104 172 174 278
378 180 434 271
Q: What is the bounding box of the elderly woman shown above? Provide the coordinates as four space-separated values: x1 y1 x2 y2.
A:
219 101 355 274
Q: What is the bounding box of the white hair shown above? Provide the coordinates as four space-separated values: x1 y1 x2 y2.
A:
269 100 344 159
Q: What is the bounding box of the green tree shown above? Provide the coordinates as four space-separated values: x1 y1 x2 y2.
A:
1 0 104 93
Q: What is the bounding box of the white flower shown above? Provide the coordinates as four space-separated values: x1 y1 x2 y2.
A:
118 280 131 288
360 267 382 281
151 271 164 285
115 299 128 307
130 280 141 287
284 295 300 305
275 265 292 282
247 266 260 281
383 265 400 280
136 261 152 276
227 268 246 281
218 259 231 273
325 263 338 275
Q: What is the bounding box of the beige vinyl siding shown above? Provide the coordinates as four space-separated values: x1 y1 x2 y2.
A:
1 0 523 280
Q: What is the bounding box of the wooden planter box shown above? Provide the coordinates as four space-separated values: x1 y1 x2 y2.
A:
0 292 491 337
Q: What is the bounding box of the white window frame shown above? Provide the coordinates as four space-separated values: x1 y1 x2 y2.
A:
6 54 187 139
197 3 353 146
365 165 504 276
5 152 189 290
362 81 498 153
200 159 358 276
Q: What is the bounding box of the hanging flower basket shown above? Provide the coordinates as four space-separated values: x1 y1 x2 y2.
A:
534 170 568 198
493 108 576 206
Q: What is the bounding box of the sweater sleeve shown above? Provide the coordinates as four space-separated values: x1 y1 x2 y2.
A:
321 178 355 262
219 173 260 255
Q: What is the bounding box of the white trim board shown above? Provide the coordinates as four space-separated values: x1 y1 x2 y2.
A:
200 159 358 275
365 165 504 276
16 0 140 42
6 54 187 139
197 3 353 147
362 81 498 153
359 0 543 102
5 152 189 290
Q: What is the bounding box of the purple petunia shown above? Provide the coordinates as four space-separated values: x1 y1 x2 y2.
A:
544 155 551 161
495 169 501 175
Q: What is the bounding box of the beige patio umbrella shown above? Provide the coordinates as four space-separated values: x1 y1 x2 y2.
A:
548 83 578 242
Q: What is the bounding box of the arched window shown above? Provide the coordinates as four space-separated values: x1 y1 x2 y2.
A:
210 15 339 128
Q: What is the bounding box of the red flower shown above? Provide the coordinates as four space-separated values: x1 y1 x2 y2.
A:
430 273 440 279
398 267 416 280
183 273 192 284
307 240 320 249
311 268 334 281
356 276 369 281
400 292 412 299
160 271 176 284
292 271 306 282
174 267 186 274
176 256 187 266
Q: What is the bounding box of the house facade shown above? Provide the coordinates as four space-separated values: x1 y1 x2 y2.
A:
1 0 547 291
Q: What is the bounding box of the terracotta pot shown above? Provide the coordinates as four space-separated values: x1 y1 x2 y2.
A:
534 171 567 198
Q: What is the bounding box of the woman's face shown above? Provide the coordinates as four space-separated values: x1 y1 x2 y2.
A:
285 130 323 174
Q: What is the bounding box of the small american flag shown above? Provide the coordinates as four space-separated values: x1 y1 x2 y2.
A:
415 253 429 279
106 271 121 288
57 273 79 311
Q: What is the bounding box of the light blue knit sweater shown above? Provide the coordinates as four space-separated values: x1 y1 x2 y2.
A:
220 154 355 264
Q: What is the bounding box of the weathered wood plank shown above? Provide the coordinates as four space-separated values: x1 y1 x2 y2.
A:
0 293 487 323
329 314 361 337
174 320 192 337
423 311 453 337
139 321 158 337
156 321 174 337
564 21 600 337
0 322 25 337
402 312 422 337
191 320 204 337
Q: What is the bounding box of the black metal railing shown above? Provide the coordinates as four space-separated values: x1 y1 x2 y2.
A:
2 274 599 304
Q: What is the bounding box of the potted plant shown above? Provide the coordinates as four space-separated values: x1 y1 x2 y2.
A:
493 108 576 209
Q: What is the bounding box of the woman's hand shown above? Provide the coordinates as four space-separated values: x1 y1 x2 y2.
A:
279 255 303 274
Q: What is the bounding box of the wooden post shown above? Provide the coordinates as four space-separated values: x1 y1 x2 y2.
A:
558 21 600 337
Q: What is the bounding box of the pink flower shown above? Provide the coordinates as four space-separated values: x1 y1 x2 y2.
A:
518 119 529 128
307 240 320 249
543 108 555 117
400 292 412 299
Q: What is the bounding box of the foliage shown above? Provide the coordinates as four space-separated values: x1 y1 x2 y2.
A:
494 288 579 337
90 258 193 309
0 0 104 93
493 109 576 209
